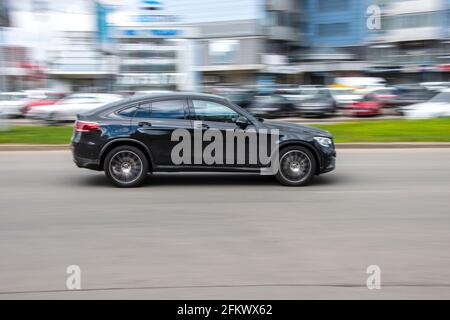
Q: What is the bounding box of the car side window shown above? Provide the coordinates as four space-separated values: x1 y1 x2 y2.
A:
135 103 152 118
150 100 186 119
191 100 239 123
117 106 138 118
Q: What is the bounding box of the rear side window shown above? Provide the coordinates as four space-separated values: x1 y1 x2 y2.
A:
150 99 185 119
118 106 138 117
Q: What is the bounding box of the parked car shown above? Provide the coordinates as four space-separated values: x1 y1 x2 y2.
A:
246 94 296 118
27 93 123 122
21 92 67 115
346 94 383 117
402 89 450 119
420 82 450 92
293 88 338 117
391 84 436 108
334 77 386 91
0 92 29 118
367 87 399 107
328 88 362 108
71 92 336 187
219 89 255 109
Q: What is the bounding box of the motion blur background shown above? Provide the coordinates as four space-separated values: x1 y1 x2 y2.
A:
2 1 450 300
0 0 450 122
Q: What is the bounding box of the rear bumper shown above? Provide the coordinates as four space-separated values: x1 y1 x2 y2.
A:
71 142 101 171
72 153 100 170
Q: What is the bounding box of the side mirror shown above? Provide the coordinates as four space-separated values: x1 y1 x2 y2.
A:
235 116 250 129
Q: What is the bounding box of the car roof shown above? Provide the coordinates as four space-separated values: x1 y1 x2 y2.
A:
116 92 228 106
85 92 229 116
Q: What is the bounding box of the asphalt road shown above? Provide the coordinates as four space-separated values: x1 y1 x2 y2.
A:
0 149 450 299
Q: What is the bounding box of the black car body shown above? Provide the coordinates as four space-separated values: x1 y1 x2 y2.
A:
72 92 336 187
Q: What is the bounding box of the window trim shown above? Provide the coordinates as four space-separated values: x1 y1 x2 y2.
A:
133 98 189 120
114 103 139 118
188 98 245 124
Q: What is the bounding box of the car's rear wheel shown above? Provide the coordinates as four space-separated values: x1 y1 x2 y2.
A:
104 146 148 188
275 146 316 186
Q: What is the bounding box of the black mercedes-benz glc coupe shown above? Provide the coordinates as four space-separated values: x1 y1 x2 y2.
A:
71 92 336 187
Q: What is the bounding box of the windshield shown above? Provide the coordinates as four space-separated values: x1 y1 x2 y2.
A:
430 92 450 103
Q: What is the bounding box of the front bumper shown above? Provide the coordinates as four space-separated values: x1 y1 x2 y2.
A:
314 141 336 174
321 152 336 174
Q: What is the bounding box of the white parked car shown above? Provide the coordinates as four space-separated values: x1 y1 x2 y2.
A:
402 89 450 119
328 88 362 108
0 92 29 117
27 93 123 121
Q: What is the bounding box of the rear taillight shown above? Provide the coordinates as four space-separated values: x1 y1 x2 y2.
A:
74 120 100 132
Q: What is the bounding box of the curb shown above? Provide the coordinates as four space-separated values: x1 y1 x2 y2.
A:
1 143 450 151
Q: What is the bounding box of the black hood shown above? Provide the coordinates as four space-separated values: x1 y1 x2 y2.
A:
262 120 332 138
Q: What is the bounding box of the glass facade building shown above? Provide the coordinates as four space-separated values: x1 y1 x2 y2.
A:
303 0 371 47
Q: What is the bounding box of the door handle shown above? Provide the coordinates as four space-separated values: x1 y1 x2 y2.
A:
138 121 151 127
194 122 209 129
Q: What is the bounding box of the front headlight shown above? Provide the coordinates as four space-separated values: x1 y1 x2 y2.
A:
314 136 333 148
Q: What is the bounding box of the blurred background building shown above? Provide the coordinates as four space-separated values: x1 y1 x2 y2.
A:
111 0 197 92
297 0 372 84
367 0 450 83
0 0 450 92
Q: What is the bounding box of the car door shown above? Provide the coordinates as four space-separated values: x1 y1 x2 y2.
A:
188 98 261 168
130 98 193 167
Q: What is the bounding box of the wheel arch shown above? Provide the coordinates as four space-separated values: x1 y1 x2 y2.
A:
99 138 154 172
278 140 322 174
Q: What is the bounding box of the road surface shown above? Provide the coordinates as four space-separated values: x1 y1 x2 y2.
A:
0 149 450 299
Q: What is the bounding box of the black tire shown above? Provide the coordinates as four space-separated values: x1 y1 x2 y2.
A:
104 145 149 188
275 146 316 186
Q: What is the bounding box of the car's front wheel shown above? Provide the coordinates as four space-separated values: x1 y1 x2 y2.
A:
104 145 149 188
275 146 316 186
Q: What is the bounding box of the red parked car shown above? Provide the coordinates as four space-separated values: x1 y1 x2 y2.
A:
21 92 67 115
346 94 383 117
